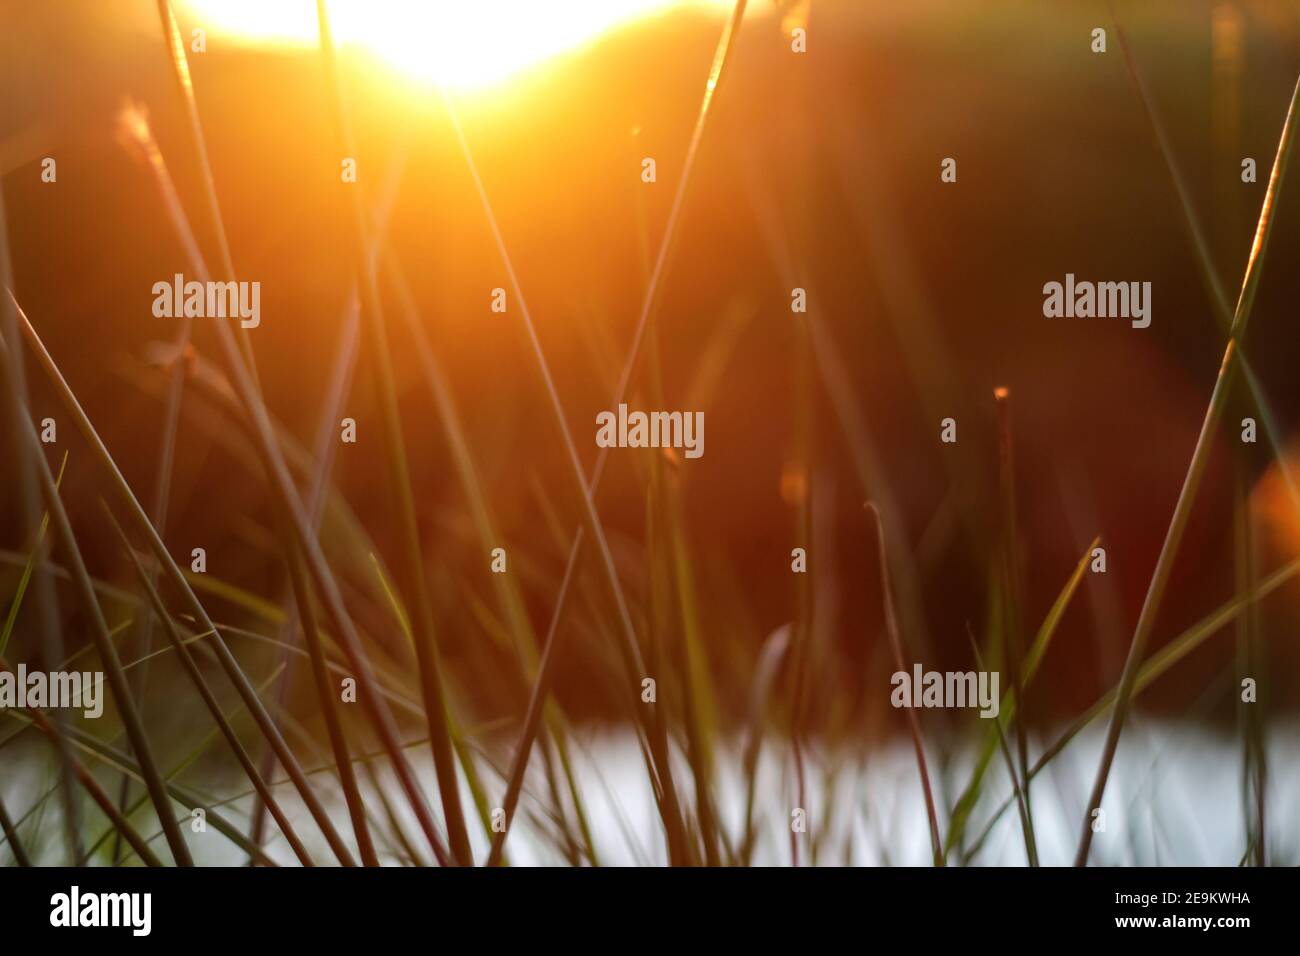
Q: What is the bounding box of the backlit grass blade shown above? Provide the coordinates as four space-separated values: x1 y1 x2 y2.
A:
281 531 378 865
149 1 429 865
120 91 449 863
1233 464 1266 865
249 283 361 856
315 0 471 865
385 248 597 864
967 552 1300 860
486 0 749 867
1074 72 1300 866
970 633 1037 865
1108 0 1300 529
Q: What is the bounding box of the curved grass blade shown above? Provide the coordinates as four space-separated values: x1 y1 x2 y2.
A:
944 536 1097 856
966 553 1300 861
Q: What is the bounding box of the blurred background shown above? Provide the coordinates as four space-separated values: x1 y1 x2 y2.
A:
2 0 1300 865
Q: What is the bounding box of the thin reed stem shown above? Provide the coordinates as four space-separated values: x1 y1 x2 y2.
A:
486 0 749 866
1075 73 1300 866
315 0 471 865
867 503 943 866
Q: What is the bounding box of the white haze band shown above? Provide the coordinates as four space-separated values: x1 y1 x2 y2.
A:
596 403 704 459
152 273 261 328
0 664 103 719
891 664 1000 719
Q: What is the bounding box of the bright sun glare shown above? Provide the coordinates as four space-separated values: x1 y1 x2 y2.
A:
184 0 749 92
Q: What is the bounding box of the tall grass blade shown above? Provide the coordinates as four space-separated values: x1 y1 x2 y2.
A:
385 248 596 864
867 502 943 865
283 525 379 865
485 0 748 866
8 291 363 865
439 89 688 862
28 440 191 864
120 93 449 863
0 344 192 863
315 0 472 865
1074 73 1300 866
0 153 82 865
993 387 1037 863
248 292 360 857
1108 0 1300 522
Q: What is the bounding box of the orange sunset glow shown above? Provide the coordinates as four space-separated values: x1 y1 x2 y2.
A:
1 0 1299 920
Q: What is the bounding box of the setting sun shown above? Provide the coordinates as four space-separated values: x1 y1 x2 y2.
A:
183 0 746 91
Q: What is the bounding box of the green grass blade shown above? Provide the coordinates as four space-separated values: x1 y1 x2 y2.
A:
944 535 1097 856
967 553 1300 860
0 452 67 657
